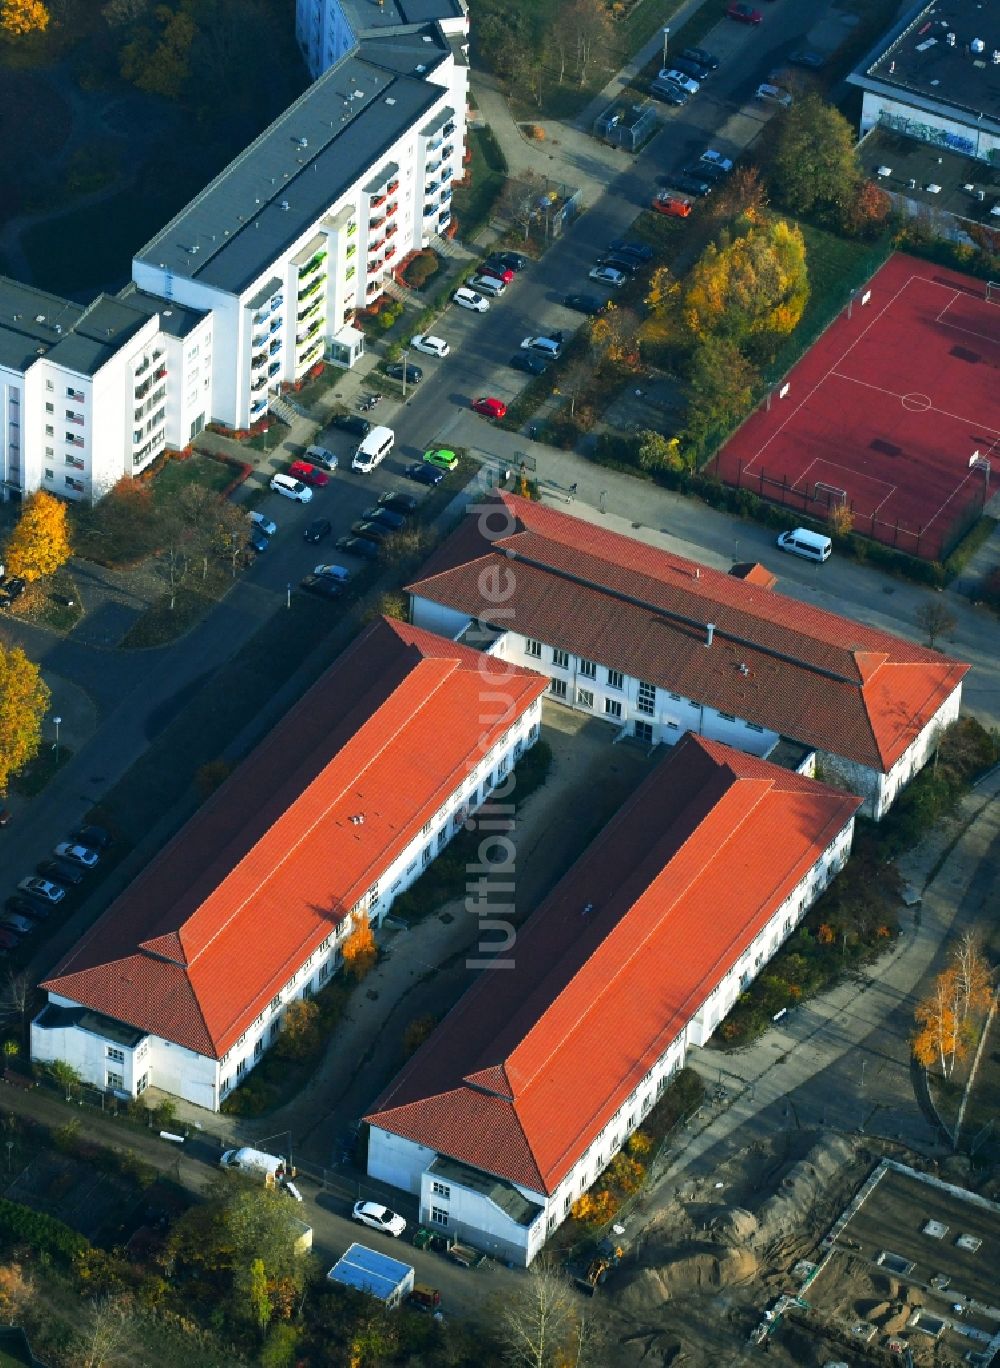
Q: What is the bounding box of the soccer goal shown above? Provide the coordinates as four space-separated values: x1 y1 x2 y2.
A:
986 280 1000 305
813 481 848 507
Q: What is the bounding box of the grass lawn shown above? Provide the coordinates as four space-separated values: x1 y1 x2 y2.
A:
451 126 507 242
151 452 234 504
11 743 73 798
119 564 235 649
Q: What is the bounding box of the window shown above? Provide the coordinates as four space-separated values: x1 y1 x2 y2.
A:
607 668 624 690
45 403 53 414
107 1046 125 1064
431 1181 451 1198
136 1072 148 1094
605 699 622 719
45 425 53 437
668 692 682 702
578 658 596 679
422 845 432 866
430 1206 449 1227
44 468 54 481
552 648 569 669
549 678 567 700
745 722 764 733
525 638 542 658
666 719 680 730
436 827 448 851
270 994 282 1013
45 380 53 392
717 711 736 722
422 819 432 835
236 1059 248 1079
254 1038 264 1060
637 681 656 716
368 881 380 907
634 720 653 743
106 1071 124 1091
497 753 509 775
577 688 594 709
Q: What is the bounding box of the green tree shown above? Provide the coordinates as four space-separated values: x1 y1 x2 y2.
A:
276 998 320 1060
5 490 72 583
120 4 197 99
0 644 49 797
246 1257 271 1338
680 218 809 345
49 1059 82 1101
683 338 760 463
636 430 684 475
765 93 860 216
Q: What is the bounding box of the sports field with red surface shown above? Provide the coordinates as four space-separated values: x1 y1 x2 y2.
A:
714 254 1000 560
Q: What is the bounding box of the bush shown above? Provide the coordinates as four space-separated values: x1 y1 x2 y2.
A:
0 1198 89 1263
403 249 440 289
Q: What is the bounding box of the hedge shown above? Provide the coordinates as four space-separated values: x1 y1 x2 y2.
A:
0 1198 89 1262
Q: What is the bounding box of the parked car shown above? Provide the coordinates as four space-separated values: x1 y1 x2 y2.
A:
17 877 65 905
247 525 269 554
670 171 715 197
727 2 763 22
481 261 515 284
493 251 528 272
352 1201 406 1238
755 82 793 107
588 266 627 288
270 473 312 503
453 287 489 313
313 564 352 584
670 55 713 82
0 914 33 937
304 444 338 471
657 67 700 95
404 462 445 486
287 460 329 488
53 841 99 869
248 511 278 537
511 353 549 376
37 859 83 888
652 192 692 217
423 447 459 471
377 491 418 515
681 46 719 70
5 895 42 920
299 574 343 600
788 48 826 69
410 334 449 357
384 361 423 384
471 397 507 419
649 81 689 106
608 239 654 263
330 413 371 437
521 335 562 358
700 149 734 174
360 506 406 532
333 534 381 559
69 824 112 850
0 578 26 608
467 273 505 298
564 293 605 315
350 520 390 543
303 518 333 544
597 254 637 276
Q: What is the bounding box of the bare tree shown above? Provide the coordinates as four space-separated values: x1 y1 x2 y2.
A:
500 1259 602 1367
0 973 31 1032
952 931 994 1024
915 597 957 650
74 1295 134 1368
496 173 548 242
564 0 615 88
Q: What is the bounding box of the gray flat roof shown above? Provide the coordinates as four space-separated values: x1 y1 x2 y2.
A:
851 0 1000 135
134 51 443 297
36 1002 146 1048
339 0 465 36
117 284 207 339
429 1155 543 1227
860 126 1000 223
0 277 85 372
354 25 450 78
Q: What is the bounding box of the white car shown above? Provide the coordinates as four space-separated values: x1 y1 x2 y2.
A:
313 564 351 583
700 149 734 173
270 473 313 503
53 842 99 869
453 287 489 314
589 266 627 289
352 1201 406 1238
17 877 65 905
411 334 450 357
658 67 700 94
521 335 562 358
249 511 277 537
755 83 793 108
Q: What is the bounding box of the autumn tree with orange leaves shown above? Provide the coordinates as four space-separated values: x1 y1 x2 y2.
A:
342 911 377 981
913 933 994 1078
4 490 71 583
678 217 809 347
0 0 49 37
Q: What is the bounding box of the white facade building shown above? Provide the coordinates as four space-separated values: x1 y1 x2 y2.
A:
366 735 861 1265
32 620 547 1110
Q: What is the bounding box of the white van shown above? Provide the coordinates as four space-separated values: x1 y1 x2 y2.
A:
352 425 394 473
777 528 832 562
220 1146 294 1185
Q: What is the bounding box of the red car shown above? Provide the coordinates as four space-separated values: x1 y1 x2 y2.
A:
482 265 515 285
287 460 329 487
652 193 692 218
727 2 763 22
472 397 507 420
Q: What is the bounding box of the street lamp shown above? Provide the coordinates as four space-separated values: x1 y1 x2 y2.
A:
52 715 62 758
401 346 411 400
662 26 670 67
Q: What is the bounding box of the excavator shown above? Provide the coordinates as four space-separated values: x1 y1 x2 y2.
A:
573 1237 624 1295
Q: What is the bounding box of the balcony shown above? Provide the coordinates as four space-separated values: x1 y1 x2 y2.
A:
425 180 441 195
387 178 399 194
423 203 436 217
442 144 454 161
297 278 322 303
368 215 385 231
270 294 283 311
252 351 267 370
385 222 398 239
297 300 321 324
368 238 385 255
384 244 396 260
299 250 327 278
252 331 268 349
134 358 150 378
428 137 443 153
269 339 282 356
426 160 441 177
346 243 357 260
370 193 387 209
251 371 267 391
269 318 282 334
386 200 398 217
268 361 281 377
347 220 357 236
367 260 383 277
153 365 167 382
443 122 455 136
437 214 452 232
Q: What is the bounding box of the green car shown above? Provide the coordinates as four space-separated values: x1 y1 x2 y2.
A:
423 447 459 472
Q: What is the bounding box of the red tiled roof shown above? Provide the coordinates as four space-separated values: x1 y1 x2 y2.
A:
366 734 861 1195
408 494 968 772
43 619 548 1059
730 562 777 589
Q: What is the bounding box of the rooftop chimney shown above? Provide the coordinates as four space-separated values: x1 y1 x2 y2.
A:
705 622 715 648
